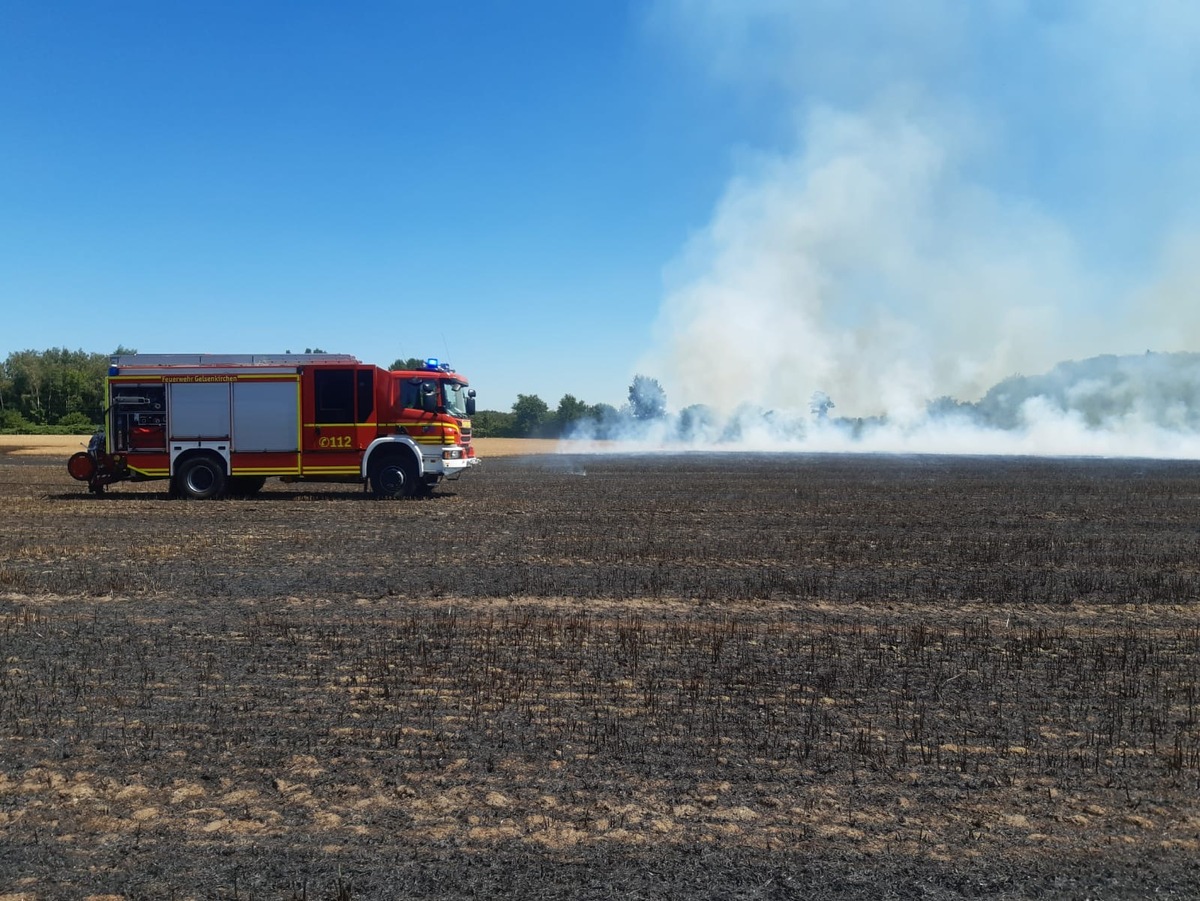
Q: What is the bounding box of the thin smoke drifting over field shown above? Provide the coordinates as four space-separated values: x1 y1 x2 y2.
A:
615 2 1200 458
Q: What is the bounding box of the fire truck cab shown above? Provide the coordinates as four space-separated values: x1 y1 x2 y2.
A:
67 353 479 498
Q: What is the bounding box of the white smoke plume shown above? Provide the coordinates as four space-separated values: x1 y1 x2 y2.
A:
600 2 1200 458
649 100 1095 419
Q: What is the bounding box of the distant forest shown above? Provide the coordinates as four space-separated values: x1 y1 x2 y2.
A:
0 348 133 434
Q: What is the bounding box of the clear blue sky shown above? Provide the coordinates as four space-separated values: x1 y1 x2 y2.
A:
4 2 1200 415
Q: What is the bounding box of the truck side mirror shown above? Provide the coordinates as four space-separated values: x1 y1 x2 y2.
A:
420 381 437 413
466 392 476 417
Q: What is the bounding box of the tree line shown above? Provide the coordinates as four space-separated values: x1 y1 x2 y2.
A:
0 348 670 439
469 375 667 438
0 348 137 433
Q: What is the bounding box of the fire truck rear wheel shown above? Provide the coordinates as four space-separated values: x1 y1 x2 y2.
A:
370 454 418 499
175 454 227 500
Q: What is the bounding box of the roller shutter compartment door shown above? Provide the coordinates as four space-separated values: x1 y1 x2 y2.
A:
169 382 231 440
233 381 299 452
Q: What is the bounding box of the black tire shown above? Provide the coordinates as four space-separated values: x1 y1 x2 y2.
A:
227 475 267 497
174 454 227 500
370 453 419 499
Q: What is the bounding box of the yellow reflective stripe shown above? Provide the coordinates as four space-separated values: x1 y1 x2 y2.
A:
127 465 170 477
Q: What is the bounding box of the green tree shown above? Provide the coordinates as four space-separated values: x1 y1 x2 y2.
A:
585 402 622 439
0 347 120 431
57 411 95 431
390 357 427 371
511 394 549 437
6 350 47 423
628 375 667 420
553 394 589 437
677 404 717 441
1 409 33 432
470 409 514 438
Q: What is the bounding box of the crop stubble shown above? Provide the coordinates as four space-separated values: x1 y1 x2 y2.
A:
2 448 1200 897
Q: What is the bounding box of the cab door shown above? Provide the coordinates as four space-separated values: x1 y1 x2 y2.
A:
303 367 370 457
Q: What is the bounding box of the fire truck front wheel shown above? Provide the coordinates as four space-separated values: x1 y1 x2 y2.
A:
370 453 419 499
174 454 228 500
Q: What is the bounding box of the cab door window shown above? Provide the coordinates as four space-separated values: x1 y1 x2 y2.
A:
314 369 355 424
356 368 374 422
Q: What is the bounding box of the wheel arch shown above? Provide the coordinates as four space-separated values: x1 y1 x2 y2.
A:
362 436 424 479
171 449 229 500
171 446 229 476
169 442 231 478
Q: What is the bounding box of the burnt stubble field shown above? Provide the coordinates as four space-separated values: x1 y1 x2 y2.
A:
4 446 1200 898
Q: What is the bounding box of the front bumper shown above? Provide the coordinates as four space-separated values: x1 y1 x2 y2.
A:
422 446 481 478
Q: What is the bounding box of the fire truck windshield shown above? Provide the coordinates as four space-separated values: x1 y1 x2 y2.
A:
441 381 470 418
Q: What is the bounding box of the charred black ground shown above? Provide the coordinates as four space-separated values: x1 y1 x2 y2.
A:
3 451 1200 898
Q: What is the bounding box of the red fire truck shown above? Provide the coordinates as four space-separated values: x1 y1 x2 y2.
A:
67 353 479 498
